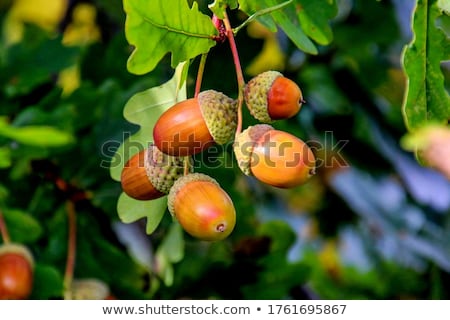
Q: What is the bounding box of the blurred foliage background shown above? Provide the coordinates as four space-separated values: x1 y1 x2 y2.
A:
0 0 450 299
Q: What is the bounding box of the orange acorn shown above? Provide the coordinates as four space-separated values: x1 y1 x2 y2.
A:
244 71 303 123
120 146 191 200
234 124 315 188
153 90 237 156
0 243 34 300
168 173 236 241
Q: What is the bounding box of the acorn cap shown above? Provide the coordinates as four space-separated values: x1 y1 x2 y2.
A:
167 173 219 216
233 124 273 175
145 145 192 194
244 71 282 123
68 279 110 300
198 90 238 145
0 243 34 268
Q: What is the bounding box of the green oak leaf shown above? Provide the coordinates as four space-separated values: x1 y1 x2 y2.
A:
402 0 450 132
111 63 187 234
123 0 217 75
155 223 184 286
296 0 337 45
238 0 278 32
238 0 337 54
157 222 184 263
110 63 187 181
268 0 317 54
117 193 168 234
209 0 239 19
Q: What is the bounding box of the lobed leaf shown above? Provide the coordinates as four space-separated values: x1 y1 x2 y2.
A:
238 0 337 54
117 193 168 234
110 63 187 181
402 0 450 132
123 0 216 75
111 63 187 234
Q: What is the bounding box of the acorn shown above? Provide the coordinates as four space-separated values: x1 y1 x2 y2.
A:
168 173 236 241
0 243 34 300
234 124 315 188
120 145 192 200
153 90 238 156
66 279 110 300
244 71 303 123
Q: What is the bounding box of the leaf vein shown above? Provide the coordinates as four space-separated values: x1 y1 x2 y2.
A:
140 15 212 39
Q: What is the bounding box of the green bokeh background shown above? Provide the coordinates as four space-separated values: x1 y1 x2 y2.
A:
0 0 450 299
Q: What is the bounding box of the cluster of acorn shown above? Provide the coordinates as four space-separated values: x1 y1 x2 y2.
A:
120 71 316 241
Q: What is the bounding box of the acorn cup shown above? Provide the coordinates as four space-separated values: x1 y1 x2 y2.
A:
0 243 34 300
234 124 316 188
66 279 111 300
168 173 236 241
244 71 304 123
153 90 238 156
120 145 192 200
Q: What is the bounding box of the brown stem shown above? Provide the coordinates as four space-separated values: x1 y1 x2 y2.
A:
223 11 245 137
63 200 77 297
194 53 208 98
0 208 11 244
